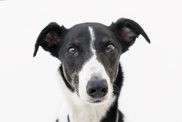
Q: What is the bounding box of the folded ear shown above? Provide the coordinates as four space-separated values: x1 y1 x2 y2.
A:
110 18 150 52
33 22 66 57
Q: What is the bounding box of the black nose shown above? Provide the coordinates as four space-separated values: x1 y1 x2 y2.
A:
86 79 108 98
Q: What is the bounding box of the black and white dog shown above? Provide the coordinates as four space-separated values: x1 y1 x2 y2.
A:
33 18 150 122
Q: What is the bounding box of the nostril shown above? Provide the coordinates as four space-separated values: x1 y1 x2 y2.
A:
89 89 96 95
101 87 108 94
99 87 108 97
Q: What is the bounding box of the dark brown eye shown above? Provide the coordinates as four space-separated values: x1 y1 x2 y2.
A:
68 47 78 56
105 44 115 53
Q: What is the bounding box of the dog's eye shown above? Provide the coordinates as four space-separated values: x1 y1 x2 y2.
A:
105 44 115 53
68 47 78 56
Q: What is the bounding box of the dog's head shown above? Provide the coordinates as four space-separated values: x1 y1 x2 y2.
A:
34 18 150 104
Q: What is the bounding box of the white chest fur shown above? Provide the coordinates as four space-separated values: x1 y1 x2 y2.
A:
58 96 115 122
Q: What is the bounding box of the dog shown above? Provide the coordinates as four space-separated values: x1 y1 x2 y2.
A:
33 18 150 122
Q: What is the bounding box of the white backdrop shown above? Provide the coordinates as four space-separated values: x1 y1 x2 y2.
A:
0 0 182 122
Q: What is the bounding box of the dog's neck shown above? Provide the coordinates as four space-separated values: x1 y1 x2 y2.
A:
58 65 123 122
67 97 117 122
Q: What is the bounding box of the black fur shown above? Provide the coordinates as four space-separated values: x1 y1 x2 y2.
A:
59 66 74 92
101 64 124 122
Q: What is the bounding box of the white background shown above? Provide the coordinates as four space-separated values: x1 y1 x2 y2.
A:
0 0 182 122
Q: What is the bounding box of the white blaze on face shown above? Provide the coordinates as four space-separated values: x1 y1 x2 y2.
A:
78 26 112 103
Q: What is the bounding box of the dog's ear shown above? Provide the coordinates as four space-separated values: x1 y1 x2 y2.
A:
33 22 66 57
110 18 150 52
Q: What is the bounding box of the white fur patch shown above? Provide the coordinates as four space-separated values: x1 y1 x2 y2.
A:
88 26 96 50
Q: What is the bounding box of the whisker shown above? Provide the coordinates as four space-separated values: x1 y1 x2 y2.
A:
113 84 120 93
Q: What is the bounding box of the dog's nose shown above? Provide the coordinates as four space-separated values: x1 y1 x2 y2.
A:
86 79 108 98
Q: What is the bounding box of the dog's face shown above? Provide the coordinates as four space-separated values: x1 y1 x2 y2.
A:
34 18 150 104
59 24 122 103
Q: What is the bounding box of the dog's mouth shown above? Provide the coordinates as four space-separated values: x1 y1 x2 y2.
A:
91 99 102 103
89 97 107 104
92 100 102 103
